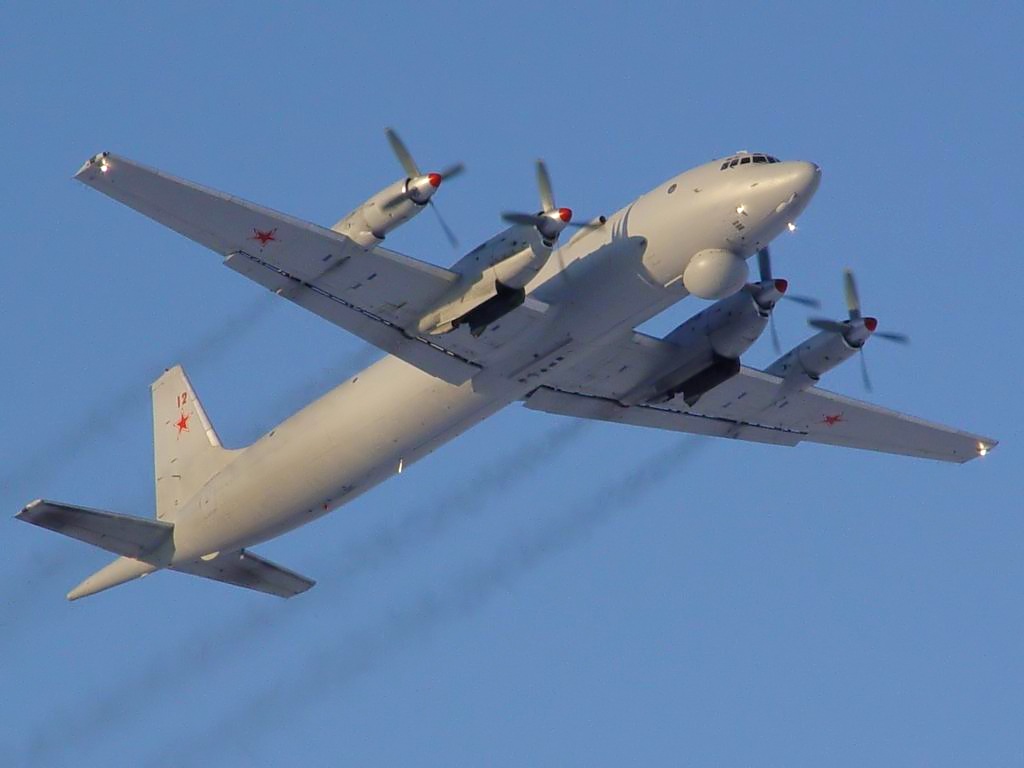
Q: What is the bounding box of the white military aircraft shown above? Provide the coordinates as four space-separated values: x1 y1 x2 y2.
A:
18 133 996 600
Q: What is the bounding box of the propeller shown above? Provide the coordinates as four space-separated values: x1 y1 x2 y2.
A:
428 202 460 250
382 127 465 248
501 160 603 242
807 268 909 390
755 247 820 354
756 247 819 307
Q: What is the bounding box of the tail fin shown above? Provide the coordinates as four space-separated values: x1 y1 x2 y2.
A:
152 365 238 520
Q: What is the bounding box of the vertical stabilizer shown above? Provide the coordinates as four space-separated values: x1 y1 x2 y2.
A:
152 365 238 520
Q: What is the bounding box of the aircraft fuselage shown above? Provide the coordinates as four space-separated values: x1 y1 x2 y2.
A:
169 157 821 562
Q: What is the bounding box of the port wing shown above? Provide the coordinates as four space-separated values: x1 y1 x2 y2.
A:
527 333 996 463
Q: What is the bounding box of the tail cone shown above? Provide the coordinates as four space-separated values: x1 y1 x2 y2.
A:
67 556 156 601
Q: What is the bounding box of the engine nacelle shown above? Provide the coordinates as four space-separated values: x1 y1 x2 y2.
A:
628 280 785 405
683 249 748 300
331 177 432 247
450 281 526 337
664 279 783 359
417 226 554 335
764 330 858 389
648 354 741 406
452 224 554 290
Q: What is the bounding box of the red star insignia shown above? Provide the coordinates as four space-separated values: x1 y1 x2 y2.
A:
822 413 843 426
251 227 278 246
175 412 190 433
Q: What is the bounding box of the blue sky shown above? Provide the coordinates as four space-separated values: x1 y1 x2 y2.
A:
1 1 1020 765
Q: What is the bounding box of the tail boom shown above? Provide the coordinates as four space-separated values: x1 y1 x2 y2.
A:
67 556 157 601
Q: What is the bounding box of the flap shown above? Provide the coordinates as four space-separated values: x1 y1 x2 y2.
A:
524 387 801 447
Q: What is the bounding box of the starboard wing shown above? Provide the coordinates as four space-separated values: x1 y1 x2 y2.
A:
74 153 550 384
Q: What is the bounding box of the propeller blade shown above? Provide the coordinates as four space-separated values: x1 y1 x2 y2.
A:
859 349 873 391
385 127 420 178
808 318 848 334
875 330 910 344
782 293 821 308
501 211 546 228
429 200 459 249
757 248 772 282
844 268 862 320
536 160 555 212
438 162 465 181
769 312 782 355
567 219 603 230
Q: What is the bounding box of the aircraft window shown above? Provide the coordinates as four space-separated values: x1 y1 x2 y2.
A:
722 154 783 167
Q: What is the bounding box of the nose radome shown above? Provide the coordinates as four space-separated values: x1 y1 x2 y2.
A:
764 161 820 221
792 160 821 197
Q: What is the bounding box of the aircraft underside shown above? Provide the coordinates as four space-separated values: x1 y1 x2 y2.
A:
16 135 996 600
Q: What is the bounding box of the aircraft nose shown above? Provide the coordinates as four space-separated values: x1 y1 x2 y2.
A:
790 160 821 198
761 160 820 224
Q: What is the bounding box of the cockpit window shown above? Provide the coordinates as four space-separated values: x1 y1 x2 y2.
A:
720 153 782 169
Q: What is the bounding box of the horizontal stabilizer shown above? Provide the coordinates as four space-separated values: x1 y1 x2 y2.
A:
16 500 173 559
173 549 314 598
